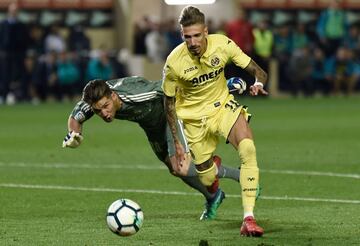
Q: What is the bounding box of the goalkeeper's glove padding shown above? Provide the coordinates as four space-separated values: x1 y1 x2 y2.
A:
62 131 83 148
227 77 247 94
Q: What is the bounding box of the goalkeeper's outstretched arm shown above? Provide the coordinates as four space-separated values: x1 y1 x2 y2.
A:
63 116 84 148
68 116 82 133
63 100 94 148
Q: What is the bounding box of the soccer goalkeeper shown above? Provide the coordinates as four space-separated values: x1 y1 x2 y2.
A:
63 76 247 221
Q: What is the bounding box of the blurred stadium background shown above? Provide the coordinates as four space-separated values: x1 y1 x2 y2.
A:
0 0 359 104
0 1 359 245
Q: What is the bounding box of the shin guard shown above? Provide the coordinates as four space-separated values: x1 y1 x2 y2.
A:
238 139 259 213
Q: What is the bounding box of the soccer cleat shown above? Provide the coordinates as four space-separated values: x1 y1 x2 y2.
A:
240 216 264 237
200 188 225 220
206 155 222 193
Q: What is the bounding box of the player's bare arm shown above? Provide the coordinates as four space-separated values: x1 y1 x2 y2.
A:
244 59 268 96
68 116 82 133
164 95 185 169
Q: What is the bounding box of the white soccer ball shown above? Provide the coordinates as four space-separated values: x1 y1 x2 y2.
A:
106 199 144 236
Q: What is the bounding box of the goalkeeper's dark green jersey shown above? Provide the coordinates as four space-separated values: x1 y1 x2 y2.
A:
70 76 238 162
70 76 168 161
71 76 164 128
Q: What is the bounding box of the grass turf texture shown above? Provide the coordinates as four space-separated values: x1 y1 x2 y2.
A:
0 97 359 245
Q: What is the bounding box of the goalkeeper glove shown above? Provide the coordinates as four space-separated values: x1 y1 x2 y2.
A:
227 77 247 94
62 131 83 148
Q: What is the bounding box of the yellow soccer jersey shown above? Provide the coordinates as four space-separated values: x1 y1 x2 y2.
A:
162 34 251 120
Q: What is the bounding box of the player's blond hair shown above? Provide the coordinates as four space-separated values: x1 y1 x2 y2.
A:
178 6 205 27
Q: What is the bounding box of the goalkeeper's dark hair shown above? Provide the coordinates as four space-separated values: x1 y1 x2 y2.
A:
178 6 205 27
82 79 112 105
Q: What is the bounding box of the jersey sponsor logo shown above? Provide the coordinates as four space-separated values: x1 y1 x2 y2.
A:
243 188 258 192
184 66 198 74
190 67 224 87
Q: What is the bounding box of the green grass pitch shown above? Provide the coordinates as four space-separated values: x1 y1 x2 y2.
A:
0 96 359 245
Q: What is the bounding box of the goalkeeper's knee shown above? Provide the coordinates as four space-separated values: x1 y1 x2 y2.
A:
196 162 217 186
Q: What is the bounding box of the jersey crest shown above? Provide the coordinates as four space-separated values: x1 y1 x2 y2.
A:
210 55 220 67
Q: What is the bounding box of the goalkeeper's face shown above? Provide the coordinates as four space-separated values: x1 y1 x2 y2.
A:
92 92 120 123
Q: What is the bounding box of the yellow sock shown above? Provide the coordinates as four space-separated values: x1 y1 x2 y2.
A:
238 138 259 214
196 162 216 186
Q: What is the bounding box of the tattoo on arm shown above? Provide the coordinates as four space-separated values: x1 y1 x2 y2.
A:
164 96 179 143
245 59 268 84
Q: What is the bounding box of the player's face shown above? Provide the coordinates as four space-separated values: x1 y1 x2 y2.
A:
181 23 208 57
92 93 118 123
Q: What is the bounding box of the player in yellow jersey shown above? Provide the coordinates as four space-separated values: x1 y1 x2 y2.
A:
162 6 268 237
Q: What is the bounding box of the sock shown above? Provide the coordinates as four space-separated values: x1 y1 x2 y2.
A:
238 138 259 215
217 164 240 182
180 176 214 201
186 162 198 177
244 211 254 219
178 161 215 200
189 158 239 182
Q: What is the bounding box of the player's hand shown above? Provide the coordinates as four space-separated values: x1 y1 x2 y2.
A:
227 77 247 94
250 82 268 96
62 131 83 148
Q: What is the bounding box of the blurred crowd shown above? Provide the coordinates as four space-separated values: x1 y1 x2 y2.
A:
134 1 360 98
1 1 360 105
0 3 127 105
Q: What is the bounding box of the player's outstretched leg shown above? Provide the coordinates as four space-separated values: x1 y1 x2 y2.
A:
238 138 264 237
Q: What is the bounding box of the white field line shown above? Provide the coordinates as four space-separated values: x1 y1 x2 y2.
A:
0 183 359 204
261 169 360 179
0 162 359 179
